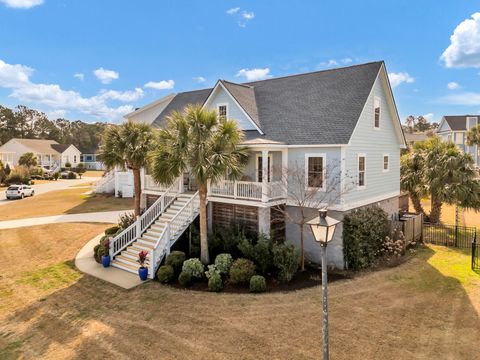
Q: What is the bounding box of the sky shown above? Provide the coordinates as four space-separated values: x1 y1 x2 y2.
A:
1 0 480 124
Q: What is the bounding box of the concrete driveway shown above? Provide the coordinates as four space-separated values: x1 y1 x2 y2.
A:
0 177 98 205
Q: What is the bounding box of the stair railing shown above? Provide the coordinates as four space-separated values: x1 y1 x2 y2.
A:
149 191 200 278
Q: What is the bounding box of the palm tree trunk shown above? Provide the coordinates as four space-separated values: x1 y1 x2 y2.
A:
132 167 141 217
299 223 305 271
199 183 210 264
429 195 442 224
410 193 425 216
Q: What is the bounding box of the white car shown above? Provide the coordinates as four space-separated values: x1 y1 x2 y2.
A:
5 185 35 200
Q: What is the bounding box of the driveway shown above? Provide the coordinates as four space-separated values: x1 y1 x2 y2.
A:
0 210 130 229
0 177 98 205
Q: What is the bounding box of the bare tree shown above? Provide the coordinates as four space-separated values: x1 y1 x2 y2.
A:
271 161 354 271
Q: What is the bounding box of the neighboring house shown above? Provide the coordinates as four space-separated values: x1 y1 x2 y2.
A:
109 61 406 275
437 115 480 166
404 132 429 148
0 138 81 170
80 151 105 170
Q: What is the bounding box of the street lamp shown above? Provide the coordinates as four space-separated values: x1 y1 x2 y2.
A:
307 209 341 360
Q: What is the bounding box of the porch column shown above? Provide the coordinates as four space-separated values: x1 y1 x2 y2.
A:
258 207 271 236
281 149 288 192
261 150 269 202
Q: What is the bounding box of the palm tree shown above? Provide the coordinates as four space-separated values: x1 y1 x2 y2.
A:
150 105 249 264
404 115 415 133
466 124 480 146
18 152 37 168
400 152 427 216
99 120 155 217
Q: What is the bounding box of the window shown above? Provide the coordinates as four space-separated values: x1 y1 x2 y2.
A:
455 132 464 145
383 154 389 172
218 104 227 120
74 155 77 163
306 155 325 188
374 96 381 128
256 154 272 182
358 155 366 188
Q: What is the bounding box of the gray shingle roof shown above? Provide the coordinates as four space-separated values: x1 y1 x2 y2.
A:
152 61 383 144
442 115 478 131
50 144 70 153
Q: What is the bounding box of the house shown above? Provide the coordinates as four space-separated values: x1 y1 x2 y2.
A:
436 115 480 166
108 61 406 276
80 151 105 170
0 138 81 170
404 132 429 148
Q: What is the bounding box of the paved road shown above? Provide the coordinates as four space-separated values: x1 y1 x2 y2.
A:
0 177 99 205
0 210 132 229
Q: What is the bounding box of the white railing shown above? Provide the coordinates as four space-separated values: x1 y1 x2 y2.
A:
145 174 172 191
149 191 200 278
109 178 181 258
209 180 287 201
95 170 114 192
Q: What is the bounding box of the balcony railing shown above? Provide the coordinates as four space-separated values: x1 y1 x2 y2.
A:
145 174 171 192
208 180 285 202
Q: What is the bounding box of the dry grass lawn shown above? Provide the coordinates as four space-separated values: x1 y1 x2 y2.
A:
83 170 104 178
0 224 479 359
0 187 133 221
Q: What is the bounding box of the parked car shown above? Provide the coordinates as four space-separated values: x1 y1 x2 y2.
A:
5 185 34 200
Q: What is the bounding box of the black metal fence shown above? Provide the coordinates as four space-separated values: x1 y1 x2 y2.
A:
423 223 477 249
472 236 480 271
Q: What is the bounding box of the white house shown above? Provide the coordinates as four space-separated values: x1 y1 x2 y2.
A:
107 61 406 277
437 115 480 167
0 138 82 170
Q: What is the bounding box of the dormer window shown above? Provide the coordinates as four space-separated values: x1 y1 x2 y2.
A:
218 104 227 120
374 96 380 128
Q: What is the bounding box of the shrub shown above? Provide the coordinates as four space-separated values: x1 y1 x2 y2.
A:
178 271 191 287
205 264 220 279
65 162 72 168
272 242 300 283
105 225 120 235
67 171 77 179
93 235 109 263
238 233 273 275
343 206 390 270
53 172 60 180
157 265 175 283
229 258 256 285
214 253 233 276
93 244 102 263
182 258 204 278
5 166 30 185
118 212 136 229
166 251 186 275
250 275 266 293
208 226 248 259
208 272 223 292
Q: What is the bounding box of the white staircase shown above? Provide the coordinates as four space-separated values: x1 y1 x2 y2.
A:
109 178 200 279
95 170 115 193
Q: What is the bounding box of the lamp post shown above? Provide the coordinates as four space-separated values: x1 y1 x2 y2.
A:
307 209 341 360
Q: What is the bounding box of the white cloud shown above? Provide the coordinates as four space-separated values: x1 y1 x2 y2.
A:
441 13 480 68
74 73 84 81
0 59 33 87
317 59 339 69
98 88 144 102
388 72 415 88
0 0 43 9
46 109 68 119
241 11 254 20
441 92 480 105
226 7 240 15
144 80 175 90
193 76 206 83
236 68 272 81
423 113 434 121
447 81 460 90
341 58 353 64
93 67 119 84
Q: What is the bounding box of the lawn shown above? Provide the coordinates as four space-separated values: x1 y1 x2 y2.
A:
0 227 479 359
0 187 133 221
83 170 104 178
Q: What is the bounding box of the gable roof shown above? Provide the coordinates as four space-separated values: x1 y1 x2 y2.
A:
151 61 385 145
50 144 71 153
5 138 78 155
441 115 478 131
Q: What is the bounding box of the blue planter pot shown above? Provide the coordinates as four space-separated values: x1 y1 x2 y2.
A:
101 255 111 268
138 267 148 281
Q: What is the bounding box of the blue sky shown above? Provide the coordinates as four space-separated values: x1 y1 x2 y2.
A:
1 0 480 124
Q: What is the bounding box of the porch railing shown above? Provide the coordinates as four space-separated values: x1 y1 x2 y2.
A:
208 180 286 201
145 174 172 192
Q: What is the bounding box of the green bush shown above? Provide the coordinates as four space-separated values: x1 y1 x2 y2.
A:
53 172 60 180
93 244 101 263
105 225 120 235
249 275 267 293
67 171 77 179
208 226 248 259
166 251 186 275
214 253 233 276
157 265 175 283
208 272 223 292
238 233 273 275
182 258 204 278
343 206 390 270
65 162 72 168
229 258 256 285
5 166 30 185
118 212 136 229
93 235 109 263
178 271 192 287
272 242 300 283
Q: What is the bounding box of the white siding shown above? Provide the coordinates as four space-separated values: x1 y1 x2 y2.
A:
0 140 39 167
126 95 174 125
61 145 82 167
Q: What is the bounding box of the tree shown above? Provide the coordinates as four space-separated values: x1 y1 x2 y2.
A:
100 120 155 216
150 105 248 264
76 163 86 178
18 152 38 168
0 160 5 185
400 137 480 223
466 124 480 146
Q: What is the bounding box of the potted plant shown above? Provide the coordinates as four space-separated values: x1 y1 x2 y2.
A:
138 250 149 280
101 238 111 268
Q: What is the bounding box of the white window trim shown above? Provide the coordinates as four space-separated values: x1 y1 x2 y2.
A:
357 153 366 189
217 103 229 119
255 153 272 183
373 96 381 130
382 153 390 173
305 153 326 191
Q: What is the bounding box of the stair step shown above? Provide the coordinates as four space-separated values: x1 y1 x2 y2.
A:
142 233 158 241
130 243 154 251
114 255 149 267
138 238 156 246
111 260 139 274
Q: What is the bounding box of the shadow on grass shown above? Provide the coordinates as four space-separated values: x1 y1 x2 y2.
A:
1 247 480 359
64 193 133 215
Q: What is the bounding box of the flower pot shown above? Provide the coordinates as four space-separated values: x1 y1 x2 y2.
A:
138 267 148 281
101 255 111 268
